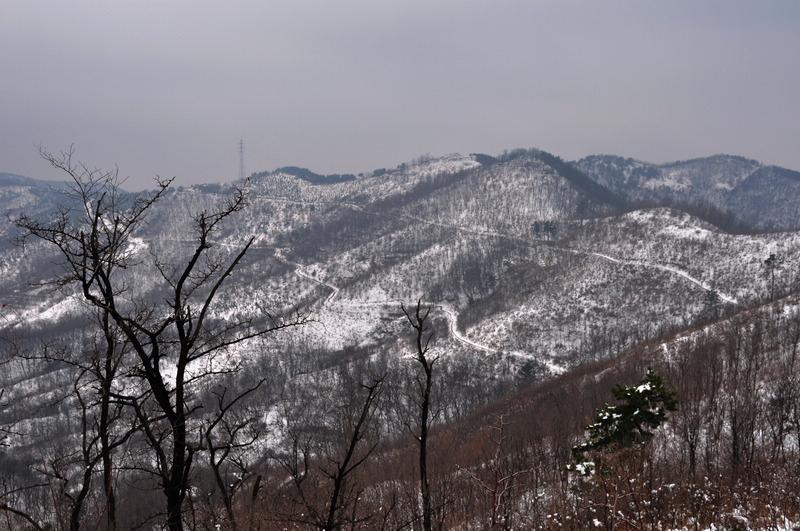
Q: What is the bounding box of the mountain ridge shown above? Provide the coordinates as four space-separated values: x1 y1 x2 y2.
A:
573 153 800 231
2 146 799 528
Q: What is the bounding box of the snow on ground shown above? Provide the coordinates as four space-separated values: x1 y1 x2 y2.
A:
19 293 84 326
124 235 149 257
587 251 738 304
439 305 498 354
643 168 690 191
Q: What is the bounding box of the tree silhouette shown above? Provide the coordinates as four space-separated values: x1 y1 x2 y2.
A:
13 146 305 531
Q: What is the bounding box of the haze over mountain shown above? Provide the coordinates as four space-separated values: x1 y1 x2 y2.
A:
1 146 799 529
4 3 800 191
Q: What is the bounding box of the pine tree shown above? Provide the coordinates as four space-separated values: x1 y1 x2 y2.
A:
571 368 678 473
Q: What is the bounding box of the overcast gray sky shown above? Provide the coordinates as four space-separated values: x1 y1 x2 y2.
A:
2 1 799 191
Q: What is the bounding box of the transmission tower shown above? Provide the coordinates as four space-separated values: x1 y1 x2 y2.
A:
238 139 245 180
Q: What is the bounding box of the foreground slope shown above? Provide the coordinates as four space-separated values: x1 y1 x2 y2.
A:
371 289 800 530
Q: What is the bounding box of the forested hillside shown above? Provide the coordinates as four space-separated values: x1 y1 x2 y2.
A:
573 154 800 232
1 147 798 529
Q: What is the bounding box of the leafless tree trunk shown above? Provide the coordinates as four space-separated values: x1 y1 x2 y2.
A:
402 299 437 531
322 374 385 531
203 381 264 531
14 146 305 531
459 413 531 529
272 371 387 530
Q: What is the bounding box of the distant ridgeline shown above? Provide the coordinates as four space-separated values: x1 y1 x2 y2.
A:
572 153 800 232
256 166 357 185
472 148 628 212
0 173 35 186
0 172 71 190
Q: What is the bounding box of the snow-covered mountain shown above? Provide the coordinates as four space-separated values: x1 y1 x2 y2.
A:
573 154 800 231
3 149 797 393
2 147 800 528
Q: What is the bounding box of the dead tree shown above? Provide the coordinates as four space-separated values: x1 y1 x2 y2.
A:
272 372 387 530
0 305 46 529
321 374 386 530
458 414 532 529
402 299 438 531
14 146 304 531
203 381 264 531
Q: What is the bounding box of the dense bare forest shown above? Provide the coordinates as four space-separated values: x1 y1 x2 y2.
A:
4 293 799 529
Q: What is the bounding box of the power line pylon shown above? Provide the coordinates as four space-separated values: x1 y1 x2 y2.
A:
239 139 245 180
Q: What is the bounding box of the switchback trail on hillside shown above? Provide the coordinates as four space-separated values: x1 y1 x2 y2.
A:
438 305 499 354
274 248 340 303
586 251 738 304
262 195 740 348
274 245 503 354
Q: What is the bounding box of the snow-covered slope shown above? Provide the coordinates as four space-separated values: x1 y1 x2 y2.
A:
573 154 800 231
2 148 799 467
3 151 798 376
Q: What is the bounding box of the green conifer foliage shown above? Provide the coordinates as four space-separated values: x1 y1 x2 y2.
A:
571 368 678 473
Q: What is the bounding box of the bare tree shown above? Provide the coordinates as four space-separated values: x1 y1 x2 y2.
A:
13 146 304 531
202 379 264 531
29 307 135 531
0 305 47 529
321 373 386 530
33 365 133 531
401 299 437 531
458 413 532 529
272 370 387 530
764 253 782 300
